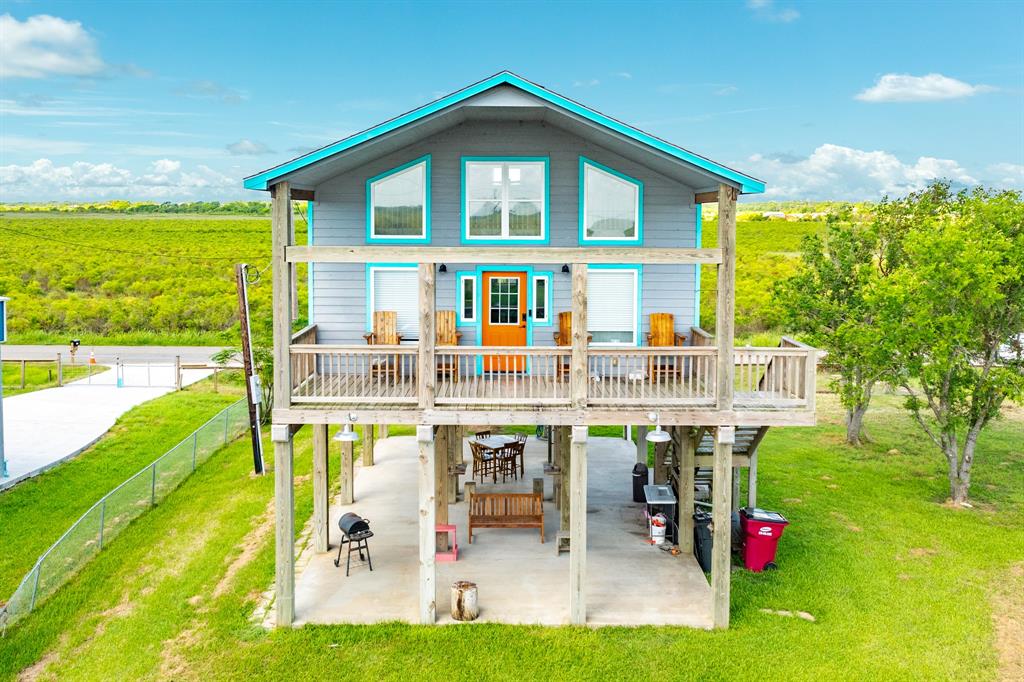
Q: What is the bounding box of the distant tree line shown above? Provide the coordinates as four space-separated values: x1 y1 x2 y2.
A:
0 200 275 215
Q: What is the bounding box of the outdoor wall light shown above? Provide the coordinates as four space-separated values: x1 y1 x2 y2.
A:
646 411 671 443
334 423 360 443
561 264 570 274
439 264 447 273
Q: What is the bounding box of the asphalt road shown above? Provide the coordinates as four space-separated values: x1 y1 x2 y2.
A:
2 345 229 364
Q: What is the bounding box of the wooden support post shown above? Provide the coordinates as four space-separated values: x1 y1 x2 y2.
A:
678 427 696 553
379 424 389 439
362 425 375 466
559 427 570 531
732 468 742 513
271 181 292 415
716 184 737 411
712 426 734 629
569 425 588 625
747 449 758 509
417 425 437 624
339 436 354 505
653 441 669 484
570 264 588 409
20 360 26 389
56 352 63 387
274 437 295 626
434 426 449 552
635 425 647 464
418 263 436 409
174 355 182 390
312 424 329 553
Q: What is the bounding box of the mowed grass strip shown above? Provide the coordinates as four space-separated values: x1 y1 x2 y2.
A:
0 378 244 598
1 362 107 397
2 389 1021 680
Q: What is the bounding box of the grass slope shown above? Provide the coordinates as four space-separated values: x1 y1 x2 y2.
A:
2 390 1021 681
0 379 244 598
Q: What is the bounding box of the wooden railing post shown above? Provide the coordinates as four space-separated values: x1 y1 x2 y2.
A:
712 425 734 629
715 184 737 411
418 263 435 409
570 264 588 408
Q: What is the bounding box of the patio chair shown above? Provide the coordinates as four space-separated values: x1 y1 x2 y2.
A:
495 444 520 483
553 312 592 380
470 441 498 484
645 312 686 382
475 430 492 439
512 433 527 476
436 310 462 384
363 310 403 382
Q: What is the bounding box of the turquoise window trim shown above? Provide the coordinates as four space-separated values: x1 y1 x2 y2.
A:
456 271 478 326
460 156 551 245
364 262 418 334
531 272 553 326
365 154 431 245
244 72 764 194
307 201 315 324
694 204 702 328
588 264 643 347
578 157 644 246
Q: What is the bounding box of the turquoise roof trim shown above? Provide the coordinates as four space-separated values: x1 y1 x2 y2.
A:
243 72 765 194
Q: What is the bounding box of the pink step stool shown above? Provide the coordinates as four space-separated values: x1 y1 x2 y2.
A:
436 524 458 562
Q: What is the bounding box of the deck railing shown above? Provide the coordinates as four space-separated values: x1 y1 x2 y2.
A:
287 342 817 411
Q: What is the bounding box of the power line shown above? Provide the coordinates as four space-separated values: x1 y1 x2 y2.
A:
0 224 264 263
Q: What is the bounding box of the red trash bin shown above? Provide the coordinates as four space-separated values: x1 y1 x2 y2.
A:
739 508 789 572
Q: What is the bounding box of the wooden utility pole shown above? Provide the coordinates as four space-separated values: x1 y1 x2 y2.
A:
235 263 265 475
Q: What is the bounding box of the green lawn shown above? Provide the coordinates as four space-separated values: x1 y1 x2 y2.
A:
1 385 1020 680
1 361 108 397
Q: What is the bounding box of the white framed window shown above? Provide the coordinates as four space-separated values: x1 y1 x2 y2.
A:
367 156 429 242
531 274 550 324
580 158 642 243
368 266 419 338
587 268 639 345
463 158 547 242
458 274 477 324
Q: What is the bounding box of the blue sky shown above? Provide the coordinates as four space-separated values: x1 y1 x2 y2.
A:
1 0 1021 202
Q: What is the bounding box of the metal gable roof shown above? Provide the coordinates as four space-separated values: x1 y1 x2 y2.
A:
242 71 765 194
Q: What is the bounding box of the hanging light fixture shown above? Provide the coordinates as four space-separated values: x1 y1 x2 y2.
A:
645 411 671 443
438 263 448 273
561 264 570 274
333 413 360 442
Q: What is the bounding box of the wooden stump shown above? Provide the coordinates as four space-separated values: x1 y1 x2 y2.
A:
532 477 544 497
451 581 479 621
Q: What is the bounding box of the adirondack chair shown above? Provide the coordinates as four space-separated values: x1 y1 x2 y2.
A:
645 312 686 381
553 311 592 380
363 310 403 382
436 310 462 383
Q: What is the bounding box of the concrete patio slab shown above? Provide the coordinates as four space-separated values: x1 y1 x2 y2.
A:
288 434 712 628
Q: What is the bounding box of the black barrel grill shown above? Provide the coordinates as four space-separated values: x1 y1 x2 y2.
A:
334 513 373 576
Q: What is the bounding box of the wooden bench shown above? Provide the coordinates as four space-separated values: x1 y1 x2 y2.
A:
468 492 544 543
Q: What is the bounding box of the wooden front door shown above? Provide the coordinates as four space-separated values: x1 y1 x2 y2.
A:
482 271 527 371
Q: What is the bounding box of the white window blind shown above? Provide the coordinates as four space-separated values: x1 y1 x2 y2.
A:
372 268 419 337
587 270 637 344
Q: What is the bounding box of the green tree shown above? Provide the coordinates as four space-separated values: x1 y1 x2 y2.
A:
873 185 1024 504
774 214 891 444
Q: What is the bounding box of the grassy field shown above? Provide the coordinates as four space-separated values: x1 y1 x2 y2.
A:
1 361 107 397
0 212 307 346
1 212 818 346
1 385 1020 680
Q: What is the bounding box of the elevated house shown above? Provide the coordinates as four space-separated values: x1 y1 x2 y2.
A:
245 72 818 629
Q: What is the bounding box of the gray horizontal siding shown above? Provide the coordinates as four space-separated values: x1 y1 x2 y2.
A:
310 119 698 344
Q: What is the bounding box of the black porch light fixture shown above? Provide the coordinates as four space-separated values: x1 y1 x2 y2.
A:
439 264 448 273
561 264 570 274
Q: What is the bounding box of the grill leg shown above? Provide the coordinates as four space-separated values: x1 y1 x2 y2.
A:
334 538 346 568
346 542 353 577
364 540 373 572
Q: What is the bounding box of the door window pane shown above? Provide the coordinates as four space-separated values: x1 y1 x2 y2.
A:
489 277 519 325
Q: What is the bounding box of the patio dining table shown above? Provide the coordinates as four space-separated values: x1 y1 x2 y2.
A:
471 435 524 478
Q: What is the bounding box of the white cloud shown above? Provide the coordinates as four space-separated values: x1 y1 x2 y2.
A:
612 71 632 80
745 143 978 200
0 14 106 79
0 158 238 201
226 139 273 155
713 85 738 96
989 163 1024 187
175 79 248 104
573 78 600 88
855 73 994 102
746 0 799 23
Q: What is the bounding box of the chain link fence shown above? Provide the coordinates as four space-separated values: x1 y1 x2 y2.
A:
1 399 250 632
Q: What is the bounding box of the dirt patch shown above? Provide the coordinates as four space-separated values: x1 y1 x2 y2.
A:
907 547 938 559
212 498 275 599
760 608 816 622
158 621 205 681
829 511 862 533
993 562 1024 682
17 638 65 682
783 498 803 504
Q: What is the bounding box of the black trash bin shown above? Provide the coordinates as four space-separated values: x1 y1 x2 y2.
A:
631 463 649 503
693 510 713 571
